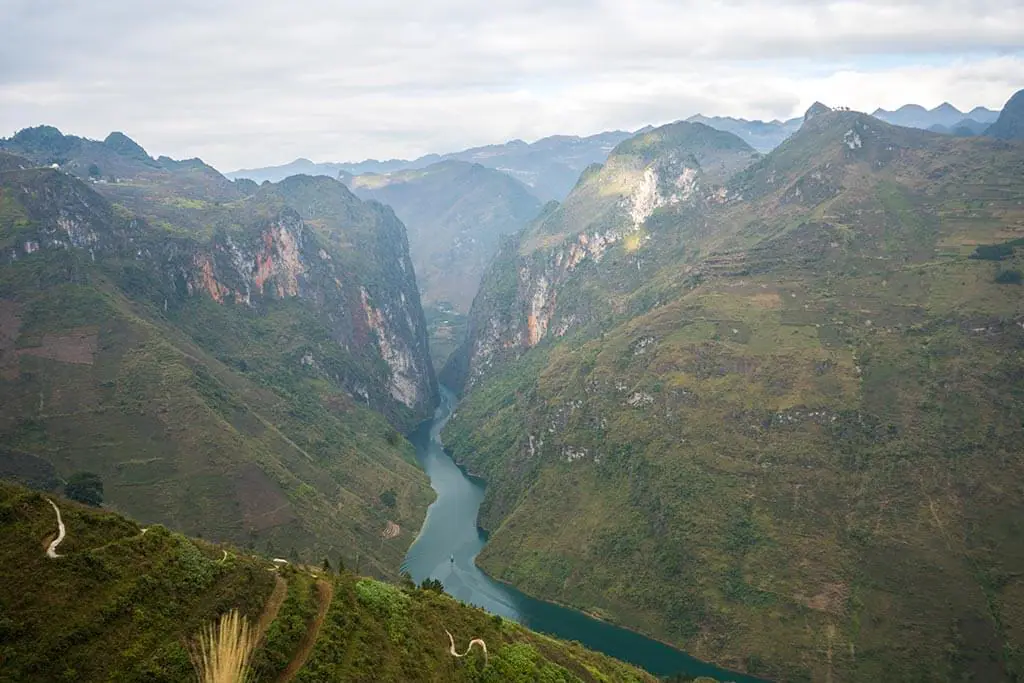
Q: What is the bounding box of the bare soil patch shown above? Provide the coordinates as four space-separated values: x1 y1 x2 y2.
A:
18 327 98 365
0 300 23 380
234 462 296 532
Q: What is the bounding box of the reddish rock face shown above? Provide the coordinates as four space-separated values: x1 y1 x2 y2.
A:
0 161 438 428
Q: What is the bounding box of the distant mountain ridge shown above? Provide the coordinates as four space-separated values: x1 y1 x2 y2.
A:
688 102 1004 152
229 101 1004 198
228 130 634 201
685 114 802 152
872 102 1000 131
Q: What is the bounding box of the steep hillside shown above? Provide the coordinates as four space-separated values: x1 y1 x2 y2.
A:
442 108 1024 681
0 482 659 682
985 89 1024 140
0 146 437 578
348 160 543 313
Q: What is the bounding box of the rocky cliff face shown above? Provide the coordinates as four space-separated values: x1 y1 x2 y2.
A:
443 122 758 393
2 164 436 425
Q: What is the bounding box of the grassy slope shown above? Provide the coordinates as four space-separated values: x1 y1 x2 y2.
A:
0 482 658 683
0 482 275 682
445 115 1024 681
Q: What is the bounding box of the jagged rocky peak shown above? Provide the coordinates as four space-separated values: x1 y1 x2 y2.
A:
804 101 833 122
102 131 149 159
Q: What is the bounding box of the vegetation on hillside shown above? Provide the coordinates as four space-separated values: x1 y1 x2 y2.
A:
0 482 658 682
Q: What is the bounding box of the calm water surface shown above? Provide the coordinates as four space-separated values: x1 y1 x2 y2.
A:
403 387 764 681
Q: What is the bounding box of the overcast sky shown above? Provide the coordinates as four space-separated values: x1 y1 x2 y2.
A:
2 1 1021 171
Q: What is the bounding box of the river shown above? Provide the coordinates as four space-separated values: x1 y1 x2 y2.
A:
402 387 764 682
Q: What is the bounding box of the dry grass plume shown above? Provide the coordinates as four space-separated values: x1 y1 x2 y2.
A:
191 609 257 683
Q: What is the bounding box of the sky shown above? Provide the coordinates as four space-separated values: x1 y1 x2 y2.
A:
1 0 1022 171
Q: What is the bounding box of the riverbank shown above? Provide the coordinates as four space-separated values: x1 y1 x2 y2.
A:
403 385 770 682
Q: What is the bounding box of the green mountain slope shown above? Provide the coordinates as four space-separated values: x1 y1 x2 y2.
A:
442 110 1024 681
0 143 437 578
348 160 543 314
0 482 658 682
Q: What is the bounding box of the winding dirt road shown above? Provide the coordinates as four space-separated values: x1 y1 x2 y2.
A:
257 576 289 640
276 579 334 683
445 629 488 665
45 499 65 558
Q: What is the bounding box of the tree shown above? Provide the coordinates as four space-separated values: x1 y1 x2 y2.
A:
379 489 397 509
322 557 332 573
995 268 1022 285
87 163 101 179
64 471 103 506
400 571 416 589
336 555 346 573
420 577 445 594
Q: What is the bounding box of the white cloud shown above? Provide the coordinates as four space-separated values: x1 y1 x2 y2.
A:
1 0 1021 170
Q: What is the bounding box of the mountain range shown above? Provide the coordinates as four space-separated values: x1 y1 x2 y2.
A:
871 102 1000 130
229 131 633 202
229 101 1003 207
3 86 1024 683
441 94 1024 681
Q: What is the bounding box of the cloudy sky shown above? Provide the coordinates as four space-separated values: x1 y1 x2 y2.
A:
2 1 1022 171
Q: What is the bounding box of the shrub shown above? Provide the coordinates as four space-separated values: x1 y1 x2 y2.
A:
64 472 103 506
354 578 409 642
995 269 1023 285
971 239 1024 260
379 489 397 508
420 577 445 594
